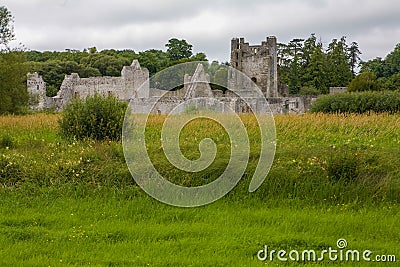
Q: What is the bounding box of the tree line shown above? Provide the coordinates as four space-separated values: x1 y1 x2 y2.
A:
351 44 400 92
26 40 208 97
278 34 361 95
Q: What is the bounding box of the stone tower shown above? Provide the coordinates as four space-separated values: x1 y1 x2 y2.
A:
27 72 47 110
229 36 278 97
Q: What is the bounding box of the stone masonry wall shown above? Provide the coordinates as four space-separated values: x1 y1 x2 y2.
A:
50 60 149 110
27 72 47 110
230 37 278 98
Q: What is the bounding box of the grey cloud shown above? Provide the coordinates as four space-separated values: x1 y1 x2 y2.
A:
2 0 400 62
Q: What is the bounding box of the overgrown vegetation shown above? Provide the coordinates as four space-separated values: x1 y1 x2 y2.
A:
0 113 399 265
59 94 128 141
348 72 381 92
310 90 400 113
0 6 29 115
278 34 361 94
1 113 399 204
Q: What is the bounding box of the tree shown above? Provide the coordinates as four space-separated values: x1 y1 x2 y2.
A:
89 47 98 54
301 34 317 67
0 7 29 114
381 73 400 90
298 86 320 96
302 42 329 94
208 61 228 90
165 38 193 61
0 6 14 47
0 52 29 114
326 37 353 87
191 52 207 62
90 55 130 76
59 94 127 141
360 57 385 77
348 42 361 78
360 43 400 79
137 49 170 76
348 72 380 92
278 34 361 95
285 38 304 94
277 43 291 89
384 44 400 77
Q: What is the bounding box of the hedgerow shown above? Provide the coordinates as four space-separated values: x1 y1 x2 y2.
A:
310 90 400 113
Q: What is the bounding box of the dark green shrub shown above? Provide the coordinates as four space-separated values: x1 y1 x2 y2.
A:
348 72 381 92
310 90 400 113
59 94 128 141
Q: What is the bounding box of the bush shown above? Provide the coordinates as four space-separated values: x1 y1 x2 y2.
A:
348 72 381 92
310 90 400 113
381 73 400 91
59 94 128 141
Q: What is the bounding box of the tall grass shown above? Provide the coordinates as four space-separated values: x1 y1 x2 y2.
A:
0 113 399 266
1 113 399 204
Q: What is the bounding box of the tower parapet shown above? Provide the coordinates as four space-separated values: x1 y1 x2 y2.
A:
229 36 279 97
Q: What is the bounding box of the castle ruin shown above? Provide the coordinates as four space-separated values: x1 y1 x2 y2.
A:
229 37 278 97
28 60 149 111
28 36 314 114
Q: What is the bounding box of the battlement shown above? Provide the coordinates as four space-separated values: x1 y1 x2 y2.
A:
230 36 279 97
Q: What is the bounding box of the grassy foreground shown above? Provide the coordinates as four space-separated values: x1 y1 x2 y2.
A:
0 113 399 266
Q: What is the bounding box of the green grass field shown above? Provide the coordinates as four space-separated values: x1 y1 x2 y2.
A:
0 113 399 266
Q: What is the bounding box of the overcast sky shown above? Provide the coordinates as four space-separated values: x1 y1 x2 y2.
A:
3 0 400 63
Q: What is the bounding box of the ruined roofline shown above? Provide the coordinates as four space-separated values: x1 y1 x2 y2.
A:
231 36 277 46
183 63 213 99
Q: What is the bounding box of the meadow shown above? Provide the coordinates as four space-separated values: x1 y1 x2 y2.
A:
0 113 399 266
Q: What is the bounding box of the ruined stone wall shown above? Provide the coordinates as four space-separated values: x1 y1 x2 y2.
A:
27 72 47 110
56 74 128 107
52 60 149 110
329 87 348 94
230 37 278 98
121 60 150 98
149 88 186 97
130 96 310 115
